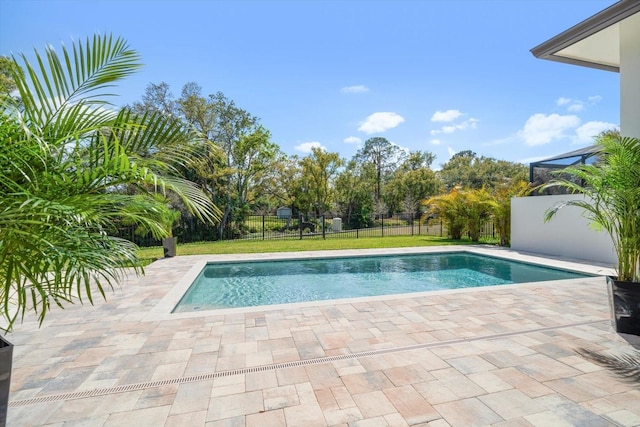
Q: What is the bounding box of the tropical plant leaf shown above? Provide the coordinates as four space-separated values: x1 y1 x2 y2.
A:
576 348 640 384
0 35 220 332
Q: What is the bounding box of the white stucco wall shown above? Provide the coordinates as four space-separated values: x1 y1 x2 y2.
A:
511 194 616 265
620 12 640 139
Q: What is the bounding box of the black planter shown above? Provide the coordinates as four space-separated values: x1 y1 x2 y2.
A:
0 336 12 427
607 276 640 336
162 236 177 258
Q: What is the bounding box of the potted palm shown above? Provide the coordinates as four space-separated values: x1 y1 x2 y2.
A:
161 207 181 257
544 134 640 335
0 35 220 425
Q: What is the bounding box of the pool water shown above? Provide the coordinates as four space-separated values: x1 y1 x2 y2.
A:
172 252 590 312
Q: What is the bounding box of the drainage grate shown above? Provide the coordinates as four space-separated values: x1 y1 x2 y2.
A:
9 319 603 407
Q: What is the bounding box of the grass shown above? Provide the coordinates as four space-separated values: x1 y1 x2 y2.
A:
137 235 497 264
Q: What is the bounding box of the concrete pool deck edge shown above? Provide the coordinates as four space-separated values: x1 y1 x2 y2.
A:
145 246 616 322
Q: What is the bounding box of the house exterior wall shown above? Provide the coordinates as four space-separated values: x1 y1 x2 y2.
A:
511 194 616 265
620 12 640 138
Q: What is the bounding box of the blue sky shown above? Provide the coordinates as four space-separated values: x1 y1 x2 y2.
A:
1 0 620 168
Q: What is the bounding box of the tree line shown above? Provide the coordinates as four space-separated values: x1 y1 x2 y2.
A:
127 82 529 240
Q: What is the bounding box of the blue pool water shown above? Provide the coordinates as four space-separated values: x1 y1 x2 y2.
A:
172 252 590 312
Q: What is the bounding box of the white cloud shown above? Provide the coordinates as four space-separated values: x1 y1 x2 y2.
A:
574 121 618 144
358 112 405 134
447 147 456 158
557 96 601 112
343 136 362 145
431 109 463 122
295 141 326 153
430 118 478 135
519 113 580 146
567 103 584 113
430 139 441 145
341 85 370 94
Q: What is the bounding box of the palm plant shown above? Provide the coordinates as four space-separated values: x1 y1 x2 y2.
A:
544 135 640 282
422 187 467 240
492 180 533 246
0 35 220 331
422 187 495 242
464 188 494 242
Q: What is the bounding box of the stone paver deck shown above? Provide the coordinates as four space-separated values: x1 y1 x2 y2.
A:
5 246 640 426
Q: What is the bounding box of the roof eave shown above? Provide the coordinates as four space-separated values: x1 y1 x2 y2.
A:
530 0 640 73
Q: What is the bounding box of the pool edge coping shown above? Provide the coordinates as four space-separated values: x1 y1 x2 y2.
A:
143 245 614 322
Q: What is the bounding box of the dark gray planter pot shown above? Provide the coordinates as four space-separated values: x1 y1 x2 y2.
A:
607 276 640 336
0 336 12 427
162 236 177 258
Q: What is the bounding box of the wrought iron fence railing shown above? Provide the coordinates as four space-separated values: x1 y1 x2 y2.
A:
115 214 496 247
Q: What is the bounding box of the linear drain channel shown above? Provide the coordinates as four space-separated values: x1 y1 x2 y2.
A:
10 319 603 407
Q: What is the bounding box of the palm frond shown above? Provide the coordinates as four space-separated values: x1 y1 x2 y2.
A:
12 34 141 131
576 348 640 384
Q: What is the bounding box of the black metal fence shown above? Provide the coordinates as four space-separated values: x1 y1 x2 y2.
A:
117 213 496 247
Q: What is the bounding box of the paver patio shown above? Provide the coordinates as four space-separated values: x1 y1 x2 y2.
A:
5 246 640 426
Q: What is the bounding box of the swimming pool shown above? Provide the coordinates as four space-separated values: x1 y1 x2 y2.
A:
172 252 591 312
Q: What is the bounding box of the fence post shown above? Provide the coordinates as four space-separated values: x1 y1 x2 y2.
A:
262 215 265 240
411 214 414 236
418 214 421 235
299 213 303 240
381 214 384 237
322 215 325 239
440 219 443 237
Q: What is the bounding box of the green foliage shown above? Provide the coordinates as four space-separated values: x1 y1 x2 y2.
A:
131 83 278 238
0 56 20 97
0 35 219 331
384 151 440 215
299 147 344 215
544 134 640 282
438 151 528 191
492 180 533 246
422 187 468 239
355 137 407 203
422 187 494 241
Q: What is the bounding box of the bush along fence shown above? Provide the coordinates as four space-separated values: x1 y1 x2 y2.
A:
116 213 496 247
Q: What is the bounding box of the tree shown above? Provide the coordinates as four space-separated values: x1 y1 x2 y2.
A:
422 186 494 241
355 137 407 203
384 150 440 215
0 35 219 330
131 82 278 238
439 151 527 191
299 147 344 216
422 187 467 239
179 87 277 237
334 160 375 228
0 56 18 96
463 188 494 242
492 180 532 246
129 81 178 117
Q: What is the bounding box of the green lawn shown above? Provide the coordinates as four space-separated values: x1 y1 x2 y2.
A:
138 235 496 263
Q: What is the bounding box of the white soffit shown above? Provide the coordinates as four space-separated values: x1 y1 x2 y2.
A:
553 23 620 68
531 1 640 73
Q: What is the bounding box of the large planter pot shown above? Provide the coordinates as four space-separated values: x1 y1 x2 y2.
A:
607 276 640 336
162 236 177 258
0 336 12 427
